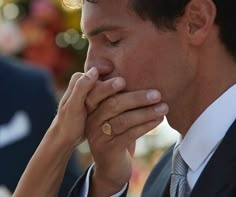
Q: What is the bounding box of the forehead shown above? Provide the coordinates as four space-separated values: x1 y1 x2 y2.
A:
81 0 139 34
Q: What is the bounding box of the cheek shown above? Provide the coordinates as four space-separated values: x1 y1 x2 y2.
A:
115 48 193 102
110 41 161 91
110 33 189 93
115 50 158 91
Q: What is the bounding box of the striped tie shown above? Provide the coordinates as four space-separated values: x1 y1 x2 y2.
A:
170 149 188 197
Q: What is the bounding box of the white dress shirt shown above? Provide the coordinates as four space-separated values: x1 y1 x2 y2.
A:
82 84 236 196
179 84 236 190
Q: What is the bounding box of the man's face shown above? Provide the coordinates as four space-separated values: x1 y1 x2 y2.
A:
81 0 194 104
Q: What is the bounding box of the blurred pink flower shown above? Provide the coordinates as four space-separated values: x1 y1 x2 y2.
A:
0 21 25 55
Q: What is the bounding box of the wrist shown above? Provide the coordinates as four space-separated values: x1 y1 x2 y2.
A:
45 121 76 157
89 166 129 197
48 115 85 152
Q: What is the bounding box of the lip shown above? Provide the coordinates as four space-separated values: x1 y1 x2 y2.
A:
99 76 112 81
99 74 119 81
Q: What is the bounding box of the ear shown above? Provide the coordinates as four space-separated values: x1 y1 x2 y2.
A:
184 0 216 46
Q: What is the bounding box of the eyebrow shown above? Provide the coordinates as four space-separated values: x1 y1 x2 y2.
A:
86 25 123 37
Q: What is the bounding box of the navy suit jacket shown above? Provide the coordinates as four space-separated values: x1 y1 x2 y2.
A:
68 119 236 197
0 56 81 197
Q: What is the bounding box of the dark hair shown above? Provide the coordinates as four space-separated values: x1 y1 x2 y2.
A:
128 0 236 60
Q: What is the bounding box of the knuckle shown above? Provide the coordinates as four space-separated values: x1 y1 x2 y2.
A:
115 115 128 133
71 72 81 83
105 97 119 112
74 79 88 94
74 80 81 90
127 130 135 141
85 97 97 113
72 73 91 91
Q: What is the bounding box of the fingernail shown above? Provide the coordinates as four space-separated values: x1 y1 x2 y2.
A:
146 90 160 101
112 78 125 90
154 104 168 114
86 67 98 79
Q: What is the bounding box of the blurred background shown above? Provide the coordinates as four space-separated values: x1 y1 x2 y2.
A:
0 0 179 196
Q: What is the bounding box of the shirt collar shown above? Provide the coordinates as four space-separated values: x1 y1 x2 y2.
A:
179 84 236 171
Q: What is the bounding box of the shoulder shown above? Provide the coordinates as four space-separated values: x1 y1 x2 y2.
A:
0 55 53 90
149 144 174 178
0 55 51 83
141 144 174 197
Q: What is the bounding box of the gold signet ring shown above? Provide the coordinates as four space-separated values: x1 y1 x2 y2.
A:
102 121 112 136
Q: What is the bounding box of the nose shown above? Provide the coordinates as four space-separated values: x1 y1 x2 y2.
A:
84 46 114 78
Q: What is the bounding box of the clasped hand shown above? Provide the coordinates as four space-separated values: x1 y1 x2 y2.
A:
53 67 169 196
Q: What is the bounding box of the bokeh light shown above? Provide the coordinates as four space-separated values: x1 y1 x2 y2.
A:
62 0 82 9
0 0 4 7
55 28 87 50
3 3 19 20
55 32 69 48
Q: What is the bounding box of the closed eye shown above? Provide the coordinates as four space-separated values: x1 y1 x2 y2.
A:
109 40 121 47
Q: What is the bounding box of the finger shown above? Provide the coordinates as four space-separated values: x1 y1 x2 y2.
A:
114 118 165 149
91 89 162 124
128 142 136 157
60 72 83 107
109 103 168 135
86 77 126 114
67 67 99 108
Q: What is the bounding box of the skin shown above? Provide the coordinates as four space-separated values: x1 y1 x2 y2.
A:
81 0 195 134
13 55 167 196
13 68 101 196
13 0 236 196
81 0 236 196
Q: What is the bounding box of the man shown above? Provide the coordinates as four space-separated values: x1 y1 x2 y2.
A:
67 0 236 196
0 55 82 197
12 0 236 196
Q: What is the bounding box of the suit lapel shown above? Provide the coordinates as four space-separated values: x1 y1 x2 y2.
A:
191 120 236 197
162 177 171 197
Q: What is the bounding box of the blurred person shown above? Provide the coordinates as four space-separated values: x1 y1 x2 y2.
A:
0 55 82 197
11 0 236 197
